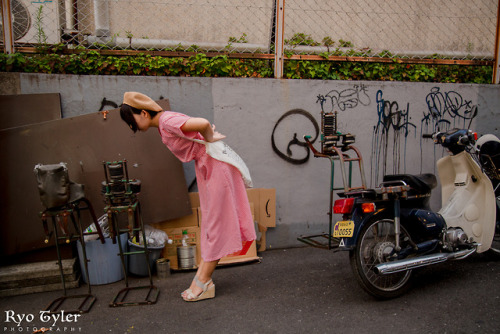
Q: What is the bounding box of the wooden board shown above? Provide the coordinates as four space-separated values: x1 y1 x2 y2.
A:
0 93 62 130
0 99 191 257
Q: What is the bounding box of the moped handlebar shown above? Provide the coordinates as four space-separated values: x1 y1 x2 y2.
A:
422 129 477 154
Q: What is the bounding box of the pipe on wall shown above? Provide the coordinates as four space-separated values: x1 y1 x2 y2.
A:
85 36 269 53
93 0 110 37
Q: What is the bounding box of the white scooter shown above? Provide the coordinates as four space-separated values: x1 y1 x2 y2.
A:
334 128 500 298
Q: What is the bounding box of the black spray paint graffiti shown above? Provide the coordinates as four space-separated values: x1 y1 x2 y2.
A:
371 90 416 185
316 84 371 112
271 109 319 165
272 85 370 164
98 97 118 111
420 87 478 173
371 87 479 184
422 87 478 133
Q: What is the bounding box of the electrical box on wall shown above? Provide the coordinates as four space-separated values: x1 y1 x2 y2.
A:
5 0 63 45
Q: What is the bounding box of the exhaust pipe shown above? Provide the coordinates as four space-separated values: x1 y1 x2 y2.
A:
374 248 476 275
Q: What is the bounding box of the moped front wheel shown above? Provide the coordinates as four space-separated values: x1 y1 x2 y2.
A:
349 218 413 299
486 202 500 259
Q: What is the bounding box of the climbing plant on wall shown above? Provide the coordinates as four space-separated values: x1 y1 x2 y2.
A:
0 49 492 84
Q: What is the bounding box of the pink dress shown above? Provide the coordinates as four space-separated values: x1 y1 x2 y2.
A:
158 112 256 261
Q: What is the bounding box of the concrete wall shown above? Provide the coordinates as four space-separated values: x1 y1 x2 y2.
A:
3 73 499 249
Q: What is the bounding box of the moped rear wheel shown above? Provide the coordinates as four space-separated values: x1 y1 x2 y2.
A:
349 218 413 299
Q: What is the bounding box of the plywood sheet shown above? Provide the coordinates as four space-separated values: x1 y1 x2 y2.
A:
0 99 191 257
0 93 62 130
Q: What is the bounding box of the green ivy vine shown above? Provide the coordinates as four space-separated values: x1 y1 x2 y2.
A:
0 50 492 83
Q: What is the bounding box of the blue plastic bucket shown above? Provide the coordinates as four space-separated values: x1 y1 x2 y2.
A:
127 239 164 276
76 233 127 285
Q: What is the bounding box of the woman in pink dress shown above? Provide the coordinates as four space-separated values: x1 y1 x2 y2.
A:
120 92 256 302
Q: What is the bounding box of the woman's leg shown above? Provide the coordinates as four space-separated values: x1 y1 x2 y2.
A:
182 258 219 298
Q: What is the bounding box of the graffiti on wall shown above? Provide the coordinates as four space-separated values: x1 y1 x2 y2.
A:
269 85 479 184
422 87 478 133
371 90 416 185
271 109 319 165
370 87 478 185
271 85 370 165
316 84 371 112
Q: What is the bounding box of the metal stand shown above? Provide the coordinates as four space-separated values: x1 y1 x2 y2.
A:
40 198 105 314
102 161 159 307
297 131 367 250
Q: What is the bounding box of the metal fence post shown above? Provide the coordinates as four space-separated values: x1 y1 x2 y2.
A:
493 0 500 84
1 0 15 54
274 0 285 79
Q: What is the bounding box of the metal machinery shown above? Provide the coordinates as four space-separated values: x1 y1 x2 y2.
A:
297 111 367 249
35 163 105 314
101 160 159 307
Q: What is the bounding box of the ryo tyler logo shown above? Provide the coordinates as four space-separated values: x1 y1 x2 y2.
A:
3 310 82 332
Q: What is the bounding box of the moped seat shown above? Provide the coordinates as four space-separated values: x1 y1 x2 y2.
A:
383 173 437 194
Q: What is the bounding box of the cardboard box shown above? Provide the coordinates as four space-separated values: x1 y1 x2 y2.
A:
153 208 199 229
188 192 200 208
148 225 201 270
151 189 276 269
219 240 259 265
246 188 276 252
150 225 259 269
246 188 276 228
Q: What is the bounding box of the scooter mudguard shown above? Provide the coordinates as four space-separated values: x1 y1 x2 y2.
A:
339 208 387 250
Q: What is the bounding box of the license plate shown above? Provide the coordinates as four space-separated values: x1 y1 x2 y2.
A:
333 220 354 238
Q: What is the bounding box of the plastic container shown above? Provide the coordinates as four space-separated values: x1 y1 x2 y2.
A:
127 239 165 276
76 233 127 285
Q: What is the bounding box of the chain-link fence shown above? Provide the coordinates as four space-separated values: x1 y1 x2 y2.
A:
1 0 498 61
285 0 497 60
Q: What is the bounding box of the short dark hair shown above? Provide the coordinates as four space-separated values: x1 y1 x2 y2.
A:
120 104 158 133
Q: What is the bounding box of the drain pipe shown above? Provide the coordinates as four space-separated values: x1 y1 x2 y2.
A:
1 0 14 53
93 0 110 37
85 36 268 53
493 0 500 83
85 34 492 61
63 0 76 32
274 0 285 78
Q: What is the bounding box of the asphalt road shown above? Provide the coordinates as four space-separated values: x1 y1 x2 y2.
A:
1 246 499 334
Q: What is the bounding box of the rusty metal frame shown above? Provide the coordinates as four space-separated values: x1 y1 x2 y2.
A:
107 201 160 307
298 134 367 250
40 198 104 314
102 161 159 307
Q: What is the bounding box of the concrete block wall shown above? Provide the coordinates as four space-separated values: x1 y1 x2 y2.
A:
3 73 499 248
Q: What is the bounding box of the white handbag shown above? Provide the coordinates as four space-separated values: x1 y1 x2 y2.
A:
186 137 253 188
